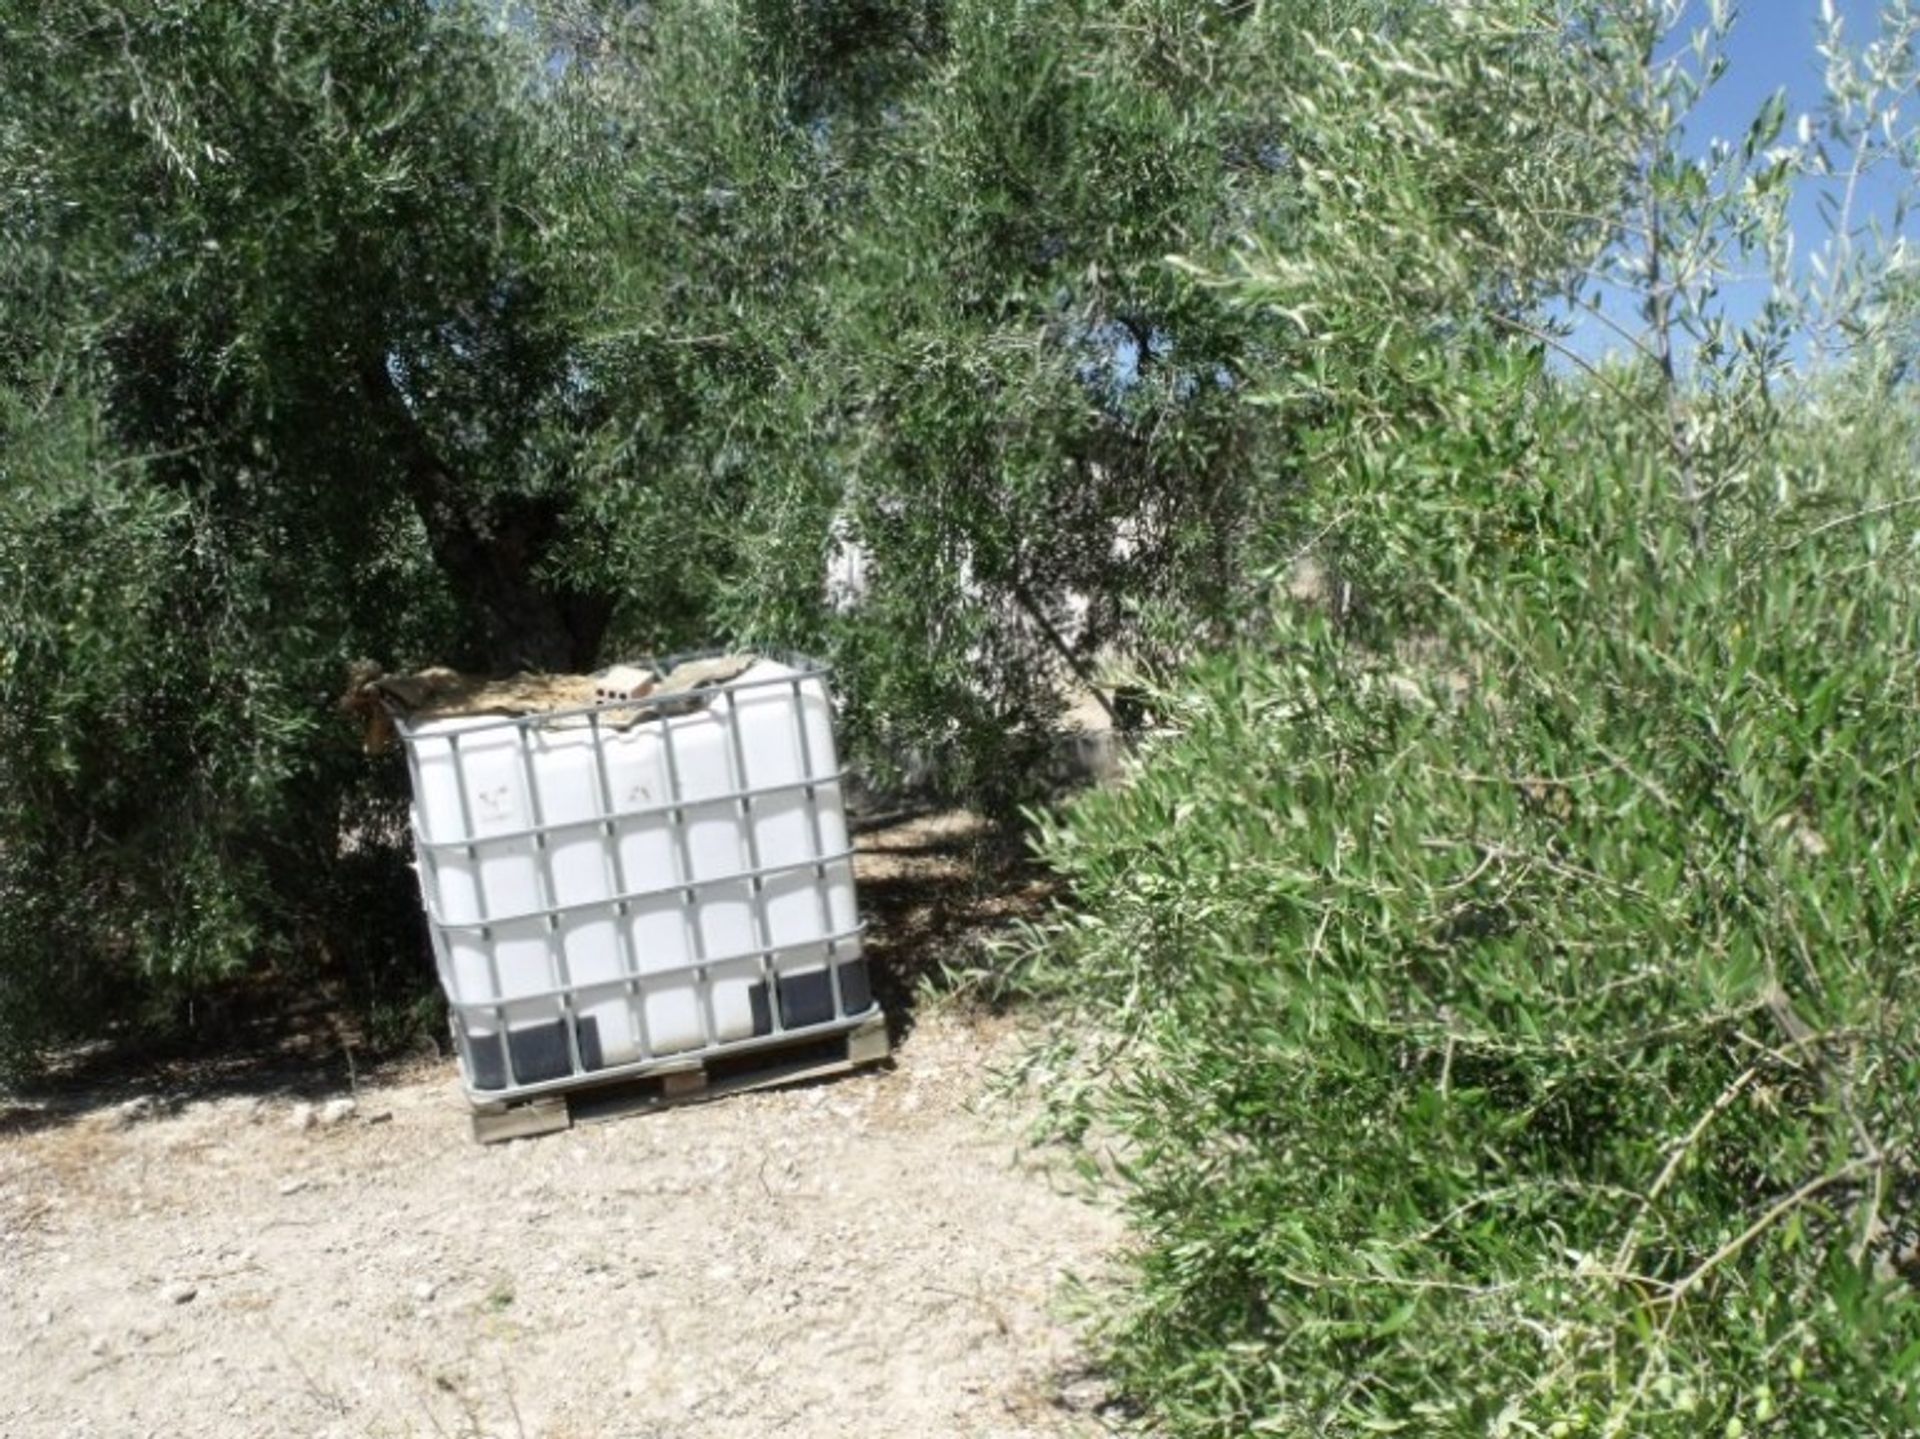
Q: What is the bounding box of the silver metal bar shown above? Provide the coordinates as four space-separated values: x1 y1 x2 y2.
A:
447 731 510 1068
421 845 860 932
438 922 870 1012
405 738 489 1082
400 738 454 987
588 710 653 1063
409 770 850 853
723 686 784 1037
787 674 847 1021
657 707 719 1050
513 726 584 1079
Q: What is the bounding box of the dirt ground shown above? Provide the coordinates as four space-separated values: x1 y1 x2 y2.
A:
0 813 1124 1439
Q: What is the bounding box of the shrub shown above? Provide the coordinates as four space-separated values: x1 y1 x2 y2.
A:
1013 4 1920 1426
1016 368 1920 1435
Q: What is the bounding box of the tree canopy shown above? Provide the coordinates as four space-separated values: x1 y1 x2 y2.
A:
0 0 1401 1061
8 0 1920 1431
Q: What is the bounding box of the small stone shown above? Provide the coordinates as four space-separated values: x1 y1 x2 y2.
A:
318 1098 357 1127
111 1096 156 1129
87 1335 108 1358
277 1177 310 1197
411 1280 437 1303
1058 1377 1107 1413
32 1310 51 1328
163 1281 197 1306
289 1103 317 1132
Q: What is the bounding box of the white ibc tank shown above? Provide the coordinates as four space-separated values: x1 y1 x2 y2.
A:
403 658 865 1096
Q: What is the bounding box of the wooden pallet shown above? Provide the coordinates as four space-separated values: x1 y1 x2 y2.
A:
469 1011 891 1144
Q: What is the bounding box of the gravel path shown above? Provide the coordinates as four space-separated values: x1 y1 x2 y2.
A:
0 816 1121 1439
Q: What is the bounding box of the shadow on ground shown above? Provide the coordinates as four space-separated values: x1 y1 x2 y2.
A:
0 984 427 1140
1 805 1055 1137
850 805 1057 1045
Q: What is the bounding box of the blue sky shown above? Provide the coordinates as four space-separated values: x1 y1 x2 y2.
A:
1686 1 1861 148
1568 0 1916 362
1690 0 1907 249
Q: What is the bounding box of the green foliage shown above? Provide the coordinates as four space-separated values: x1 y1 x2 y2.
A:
537 0 844 653
0 0 586 1070
0 0 1406 1064
1012 2 1920 1432
1019 377 1920 1434
535 0 1391 806
813 0 1368 803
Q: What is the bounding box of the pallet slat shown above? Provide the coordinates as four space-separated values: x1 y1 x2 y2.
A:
469 1011 890 1144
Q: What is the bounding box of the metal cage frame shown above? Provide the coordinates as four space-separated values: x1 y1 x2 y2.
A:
390 651 876 1105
